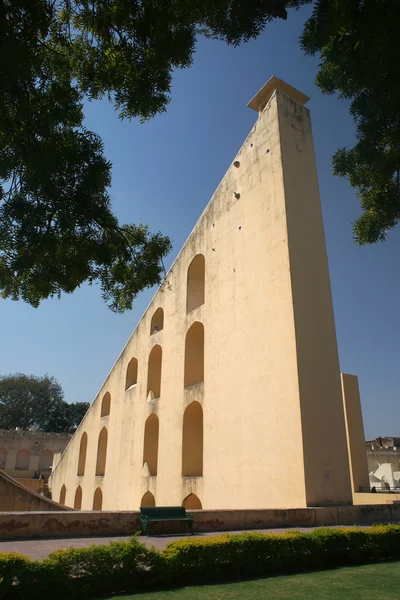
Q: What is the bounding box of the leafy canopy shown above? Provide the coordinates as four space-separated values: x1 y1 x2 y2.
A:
301 0 400 244
0 373 89 433
0 0 310 312
0 0 308 312
1 0 397 316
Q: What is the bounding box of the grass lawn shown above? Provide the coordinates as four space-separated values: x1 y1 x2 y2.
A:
107 562 400 600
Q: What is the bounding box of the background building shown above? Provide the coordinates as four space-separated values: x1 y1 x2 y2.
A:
366 438 400 491
0 429 71 492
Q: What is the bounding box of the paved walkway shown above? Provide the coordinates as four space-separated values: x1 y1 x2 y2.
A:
0 526 365 560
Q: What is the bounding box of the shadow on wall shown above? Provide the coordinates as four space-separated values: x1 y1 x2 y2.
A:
125 357 138 390
182 402 203 477
187 255 205 313
74 485 83 509
150 308 164 335
143 414 159 476
59 484 66 505
147 345 162 399
141 491 155 507
93 487 103 510
101 392 111 417
96 427 108 477
184 323 204 388
77 432 88 476
183 493 202 509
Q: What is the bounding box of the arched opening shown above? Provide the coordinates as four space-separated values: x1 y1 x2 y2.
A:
39 449 53 471
187 254 205 313
140 491 155 507
15 449 30 470
77 432 88 476
125 357 138 390
0 448 7 470
96 427 108 476
59 484 66 505
147 345 162 399
182 401 203 477
101 392 111 417
143 414 159 476
93 487 103 510
184 322 204 388
183 494 202 509
150 308 164 335
74 485 82 509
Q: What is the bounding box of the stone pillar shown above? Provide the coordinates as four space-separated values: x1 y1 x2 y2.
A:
341 373 370 492
248 78 353 506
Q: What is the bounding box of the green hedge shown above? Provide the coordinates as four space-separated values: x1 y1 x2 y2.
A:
2 526 400 599
159 525 400 586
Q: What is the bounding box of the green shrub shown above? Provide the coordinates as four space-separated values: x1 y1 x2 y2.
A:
2 525 400 599
45 535 157 598
159 532 313 585
0 552 30 599
159 525 400 587
308 525 400 567
19 556 75 600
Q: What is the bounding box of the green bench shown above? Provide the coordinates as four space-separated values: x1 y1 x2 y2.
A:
140 506 193 537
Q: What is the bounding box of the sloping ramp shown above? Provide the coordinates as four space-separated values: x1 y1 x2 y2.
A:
0 470 73 511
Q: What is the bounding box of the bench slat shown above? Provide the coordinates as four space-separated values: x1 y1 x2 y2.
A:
140 506 187 519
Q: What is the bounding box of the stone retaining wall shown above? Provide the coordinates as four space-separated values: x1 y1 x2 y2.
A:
1 504 400 540
0 471 71 513
353 492 400 505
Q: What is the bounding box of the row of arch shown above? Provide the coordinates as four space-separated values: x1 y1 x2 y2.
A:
146 319 204 397
60 485 201 511
140 491 202 509
143 401 203 477
59 485 103 510
122 254 205 397
99 320 204 416
148 253 205 337
77 427 107 477
0 448 53 471
66 255 206 508
130 319 204 397
77 401 203 480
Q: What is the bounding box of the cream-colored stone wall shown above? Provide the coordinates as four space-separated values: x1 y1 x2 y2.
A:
49 78 353 511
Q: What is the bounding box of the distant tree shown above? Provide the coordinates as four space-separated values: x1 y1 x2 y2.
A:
0 373 89 433
64 401 90 432
41 397 90 433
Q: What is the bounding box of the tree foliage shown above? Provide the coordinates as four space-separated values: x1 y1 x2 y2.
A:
0 0 309 312
301 0 400 244
0 373 89 432
1 0 396 309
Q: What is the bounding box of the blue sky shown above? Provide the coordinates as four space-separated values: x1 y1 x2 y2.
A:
1 5 399 440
